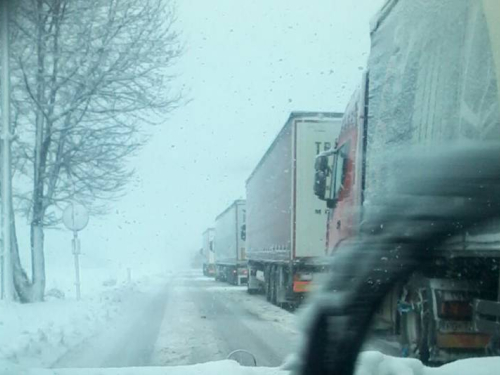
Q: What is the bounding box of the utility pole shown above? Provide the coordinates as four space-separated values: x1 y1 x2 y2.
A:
1 0 14 301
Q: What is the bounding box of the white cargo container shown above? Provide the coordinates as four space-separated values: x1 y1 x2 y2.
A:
214 199 247 285
201 228 215 277
245 112 343 306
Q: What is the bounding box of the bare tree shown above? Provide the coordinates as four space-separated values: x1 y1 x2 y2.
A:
8 0 182 302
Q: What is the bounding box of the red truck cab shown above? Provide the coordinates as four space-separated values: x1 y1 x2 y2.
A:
314 71 497 361
315 73 368 255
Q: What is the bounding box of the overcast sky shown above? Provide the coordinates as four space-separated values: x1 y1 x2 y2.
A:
20 0 386 286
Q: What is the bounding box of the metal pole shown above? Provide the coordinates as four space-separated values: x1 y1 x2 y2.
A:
1 0 14 301
72 231 81 300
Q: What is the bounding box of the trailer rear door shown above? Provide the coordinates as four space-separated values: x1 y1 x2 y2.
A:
293 118 342 259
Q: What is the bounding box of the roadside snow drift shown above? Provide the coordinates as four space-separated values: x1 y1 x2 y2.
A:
3 352 499 375
355 351 500 375
0 273 168 368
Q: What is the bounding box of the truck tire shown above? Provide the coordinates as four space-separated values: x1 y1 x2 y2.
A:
265 268 272 302
247 285 257 294
276 266 288 309
247 266 259 294
271 267 278 305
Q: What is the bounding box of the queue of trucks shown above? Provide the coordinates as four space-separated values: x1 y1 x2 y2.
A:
202 112 341 299
200 0 500 363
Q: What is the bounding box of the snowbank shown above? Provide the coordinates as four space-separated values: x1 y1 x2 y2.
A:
355 351 500 375
3 353 499 375
0 272 169 368
2 360 286 375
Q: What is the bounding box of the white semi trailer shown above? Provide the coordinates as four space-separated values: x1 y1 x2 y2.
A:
214 200 247 285
202 228 215 277
245 112 343 307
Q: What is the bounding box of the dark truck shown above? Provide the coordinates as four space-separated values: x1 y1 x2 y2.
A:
313 0 500 362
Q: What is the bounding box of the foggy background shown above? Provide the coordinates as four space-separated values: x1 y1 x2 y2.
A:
16 0 384 289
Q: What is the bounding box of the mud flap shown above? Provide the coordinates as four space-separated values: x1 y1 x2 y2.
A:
247 266 259 293
277 266 288 304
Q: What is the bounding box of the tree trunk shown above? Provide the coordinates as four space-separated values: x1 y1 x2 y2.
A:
30 217 45 301
25 0 47 302
10 195 45 302
10 207 31 302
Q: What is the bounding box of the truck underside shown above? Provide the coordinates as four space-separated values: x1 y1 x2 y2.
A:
246 259 328 308
202 263 215 277
374 255 500 363
215 263 248 286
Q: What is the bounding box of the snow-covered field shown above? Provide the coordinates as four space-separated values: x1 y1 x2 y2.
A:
0 270 170 369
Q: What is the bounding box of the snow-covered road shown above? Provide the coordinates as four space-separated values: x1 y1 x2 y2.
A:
5 269 500 375
151 270 299 367
53 269 299 368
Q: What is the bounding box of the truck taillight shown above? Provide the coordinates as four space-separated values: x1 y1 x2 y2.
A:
240 269 248 275
438 301 473 320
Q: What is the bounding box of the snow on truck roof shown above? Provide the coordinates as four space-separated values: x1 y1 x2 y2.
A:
215 199 246 221
245 111 343 185
369 0 397 34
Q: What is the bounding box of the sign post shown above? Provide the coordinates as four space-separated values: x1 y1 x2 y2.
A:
71 231 81 300
63 203 89 300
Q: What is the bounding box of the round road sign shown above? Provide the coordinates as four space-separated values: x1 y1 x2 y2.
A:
63 203 89 232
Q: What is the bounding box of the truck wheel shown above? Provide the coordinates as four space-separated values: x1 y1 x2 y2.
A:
275 266 287 309
265 269 272 301
271 267 278 305
246 266 258 294
274 275 284 307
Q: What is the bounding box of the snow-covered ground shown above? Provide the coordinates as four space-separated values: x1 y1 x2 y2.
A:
1 269 499 375
0 270 170 369
2 359 286 375
3 351 500 375
151 271 299 367
209 285 299 336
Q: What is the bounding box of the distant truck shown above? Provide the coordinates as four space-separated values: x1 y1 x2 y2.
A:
246 112 343 307
313 0 500 363
214 200 247 285
202 228 216 277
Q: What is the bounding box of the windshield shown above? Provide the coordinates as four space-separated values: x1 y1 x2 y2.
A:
0 1 499 375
